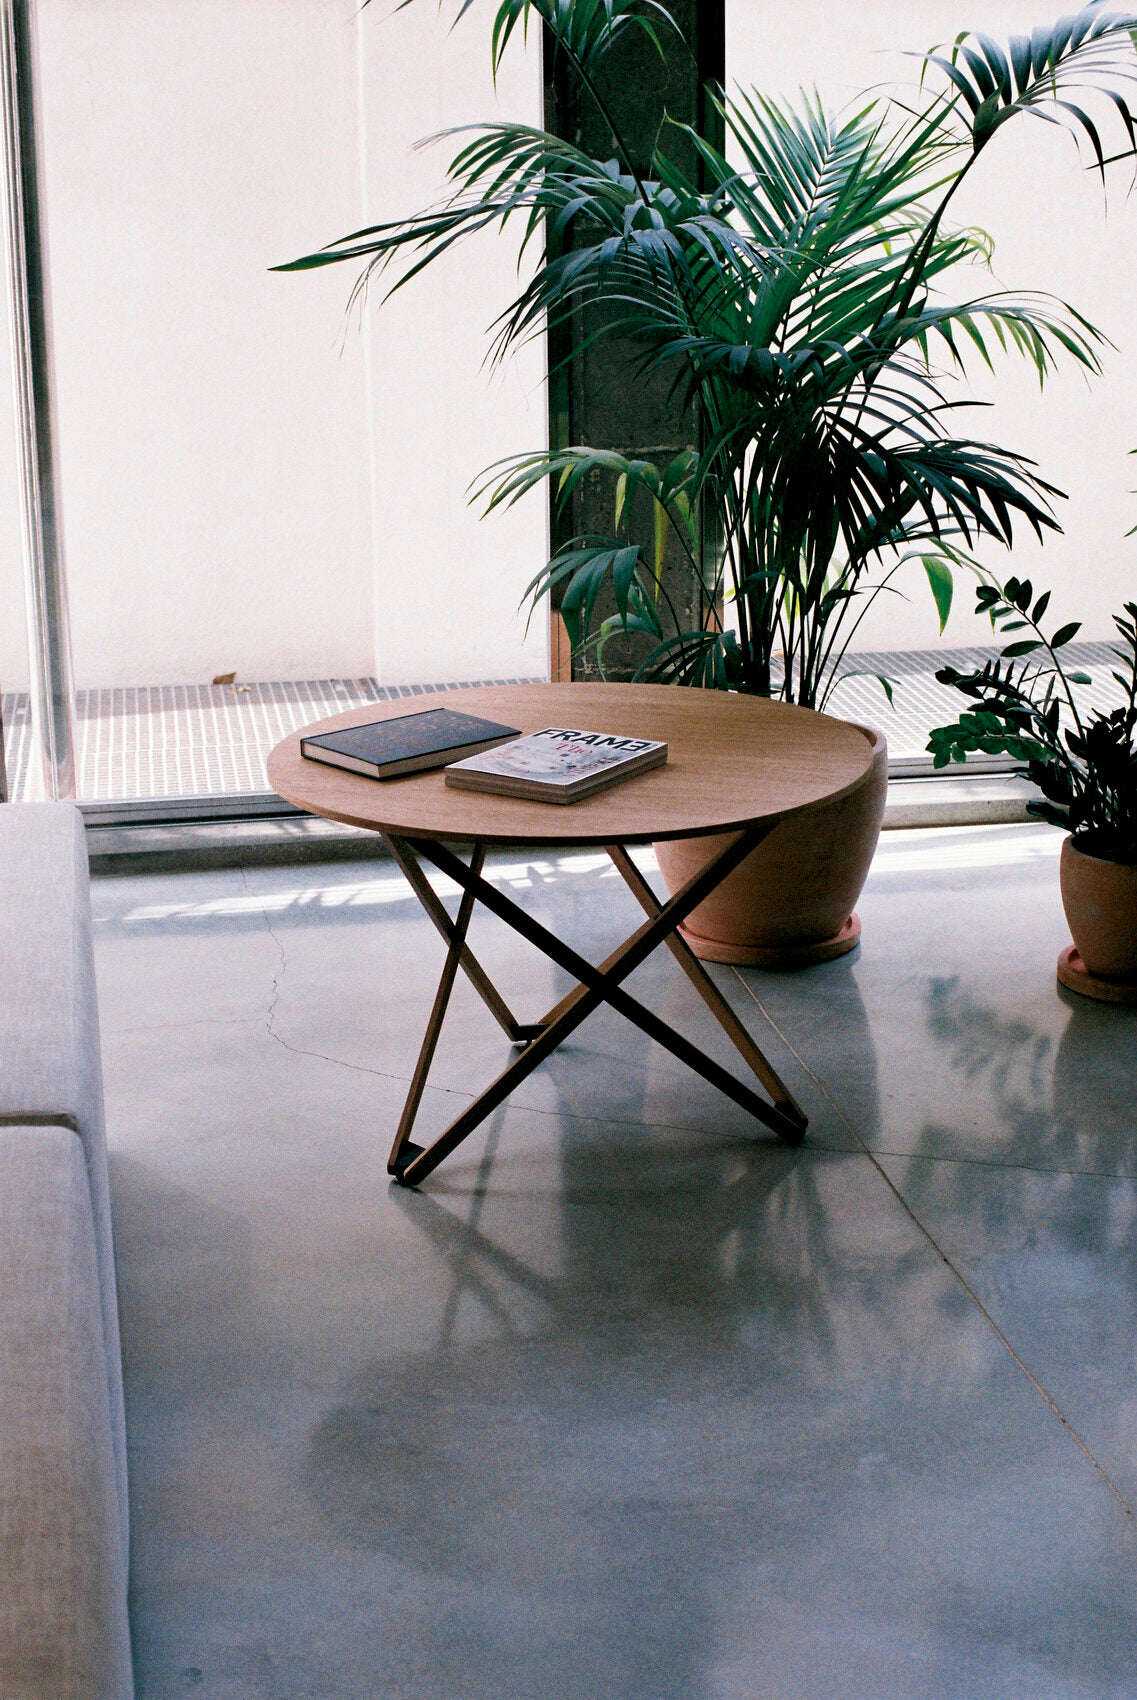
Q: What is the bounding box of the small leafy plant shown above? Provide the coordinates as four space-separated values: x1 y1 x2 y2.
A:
927 576 1137 860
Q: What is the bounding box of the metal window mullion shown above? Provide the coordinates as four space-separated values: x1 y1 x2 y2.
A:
0 0 75 801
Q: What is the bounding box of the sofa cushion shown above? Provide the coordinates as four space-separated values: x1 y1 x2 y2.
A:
0 1127 133 1700
0 802 127 1553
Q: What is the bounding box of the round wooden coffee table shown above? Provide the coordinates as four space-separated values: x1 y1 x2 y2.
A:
268 683 875 1186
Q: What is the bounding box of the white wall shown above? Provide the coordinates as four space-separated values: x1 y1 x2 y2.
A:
357 2 549 685
727 0 1137 651
0 0 547 694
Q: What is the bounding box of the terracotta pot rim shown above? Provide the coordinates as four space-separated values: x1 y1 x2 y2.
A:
1064 832 1137 871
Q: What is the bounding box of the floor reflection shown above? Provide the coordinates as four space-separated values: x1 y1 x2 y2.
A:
920 976 1137 1176
301 1111 1066 1698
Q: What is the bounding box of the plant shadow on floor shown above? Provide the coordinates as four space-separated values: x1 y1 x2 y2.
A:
298 1065 1135 1699
917 975 1137 1177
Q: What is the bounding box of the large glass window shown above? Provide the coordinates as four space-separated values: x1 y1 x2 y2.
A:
0 0 547 807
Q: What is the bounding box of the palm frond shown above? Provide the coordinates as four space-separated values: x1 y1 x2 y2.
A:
920 5 1137 168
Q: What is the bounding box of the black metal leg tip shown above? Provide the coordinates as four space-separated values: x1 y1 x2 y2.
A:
388 1142 424 1185
774 1110 808 1147
511 1022 547 1046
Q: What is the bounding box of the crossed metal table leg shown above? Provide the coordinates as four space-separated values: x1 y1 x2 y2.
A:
384 824 808 1188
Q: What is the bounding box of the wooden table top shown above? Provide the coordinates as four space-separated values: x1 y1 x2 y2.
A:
266 682 877 847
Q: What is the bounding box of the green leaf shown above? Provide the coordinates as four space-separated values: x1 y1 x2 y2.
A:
1050 621 1081 648
652 500 668 591
614 472 628 532
920 554 954 632
833 668 896 707
612 544 642 620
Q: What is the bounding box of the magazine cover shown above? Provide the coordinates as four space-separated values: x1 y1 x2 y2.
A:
450 727 666 784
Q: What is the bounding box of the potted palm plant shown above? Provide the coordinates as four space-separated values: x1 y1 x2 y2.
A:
929 578 1137 1001
280 0 1137 963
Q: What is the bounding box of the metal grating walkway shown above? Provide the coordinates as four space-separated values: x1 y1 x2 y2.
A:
823 640 1125 770
0 676 542 804
0 644 1127 805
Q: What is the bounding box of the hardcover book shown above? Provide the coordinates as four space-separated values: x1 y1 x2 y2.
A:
300 707 520 780
444 726 667 803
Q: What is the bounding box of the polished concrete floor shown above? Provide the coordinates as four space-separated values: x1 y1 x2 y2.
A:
90 824 1137 1699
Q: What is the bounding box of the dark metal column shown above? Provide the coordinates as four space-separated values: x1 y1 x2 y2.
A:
0 0 75 799
543 1 726 682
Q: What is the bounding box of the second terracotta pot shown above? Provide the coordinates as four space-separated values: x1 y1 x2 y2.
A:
1060 835 1137 982
654 722 888 967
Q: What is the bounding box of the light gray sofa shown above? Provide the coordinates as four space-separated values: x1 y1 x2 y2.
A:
0 803 133 1698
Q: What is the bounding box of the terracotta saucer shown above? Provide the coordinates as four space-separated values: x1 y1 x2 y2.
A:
678 913 861 969
1057 944 1137 1006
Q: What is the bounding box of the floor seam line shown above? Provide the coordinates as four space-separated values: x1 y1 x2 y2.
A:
862 1148 1136 1185
253 1016 853 1146
729 967 1137 1530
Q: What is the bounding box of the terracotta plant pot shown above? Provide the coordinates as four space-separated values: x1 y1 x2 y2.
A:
1057 836 1137 1001
654 722 888 967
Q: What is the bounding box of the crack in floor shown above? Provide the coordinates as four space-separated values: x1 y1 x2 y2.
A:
105 1015 263 1035
239 862 451 1093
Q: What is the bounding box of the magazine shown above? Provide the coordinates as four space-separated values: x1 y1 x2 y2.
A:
444 726 667 803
